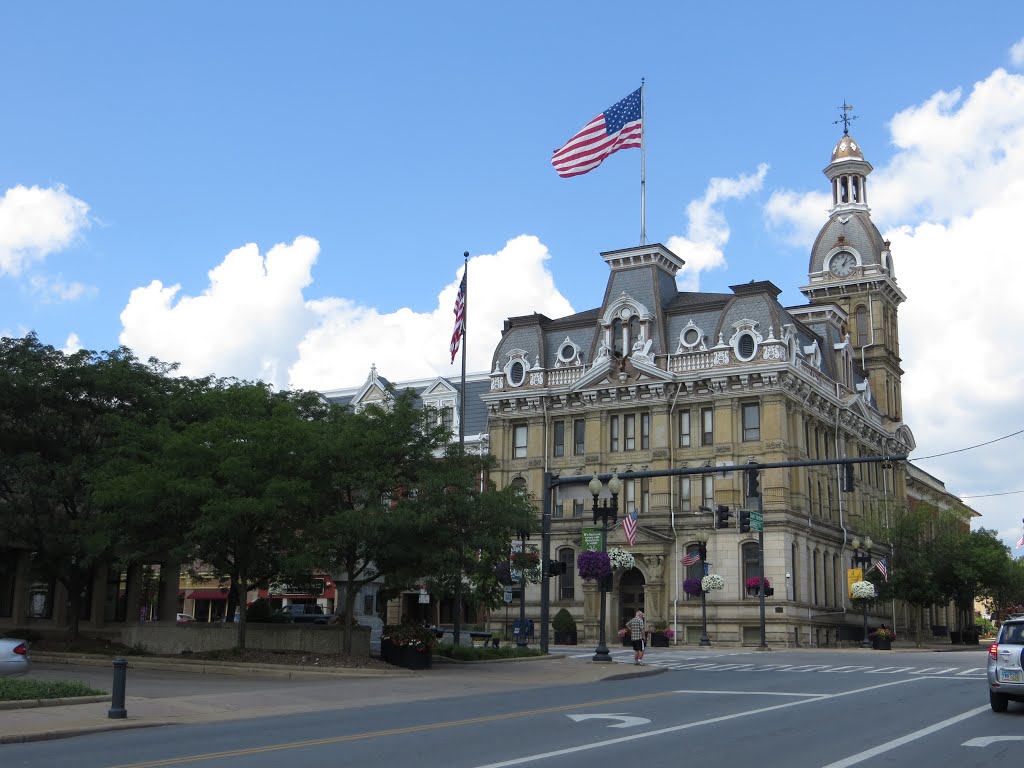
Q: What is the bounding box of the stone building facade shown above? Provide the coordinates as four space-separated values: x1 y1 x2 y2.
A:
481 130 922 646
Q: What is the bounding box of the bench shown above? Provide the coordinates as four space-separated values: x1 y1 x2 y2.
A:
469 631 499 648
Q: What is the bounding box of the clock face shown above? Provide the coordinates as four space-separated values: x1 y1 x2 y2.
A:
830 252 857 277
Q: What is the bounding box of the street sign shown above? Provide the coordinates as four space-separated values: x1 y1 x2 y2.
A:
581 527 605 552
750 511 763 532
418 593 430 604
503 587 513 604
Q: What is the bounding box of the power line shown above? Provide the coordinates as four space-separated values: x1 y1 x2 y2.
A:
958 490 1024 500
912 428 1024 461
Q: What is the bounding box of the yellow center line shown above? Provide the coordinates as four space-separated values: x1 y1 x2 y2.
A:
107 690 679 768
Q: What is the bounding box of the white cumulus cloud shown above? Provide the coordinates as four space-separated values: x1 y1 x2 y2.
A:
0 185 90 277
290 235 574 390
119 236 320 385
667 164 769 291
118 234 574 393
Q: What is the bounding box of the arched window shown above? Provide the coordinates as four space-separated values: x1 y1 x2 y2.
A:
742 542 760 599
856 306 868 347
557 548 575 600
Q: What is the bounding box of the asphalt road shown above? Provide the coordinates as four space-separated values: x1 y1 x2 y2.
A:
4 648 1022 768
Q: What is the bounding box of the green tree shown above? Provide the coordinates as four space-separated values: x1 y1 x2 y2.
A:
151 380 324 649
410 446 537 642
303 390 451 653
0 334 173 639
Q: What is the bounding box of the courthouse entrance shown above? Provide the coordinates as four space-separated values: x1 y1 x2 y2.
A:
618 568 645 628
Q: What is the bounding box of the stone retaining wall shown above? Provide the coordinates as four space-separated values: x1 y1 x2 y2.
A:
120 623 371 656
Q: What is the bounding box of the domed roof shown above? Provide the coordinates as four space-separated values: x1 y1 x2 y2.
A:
831 133 863 161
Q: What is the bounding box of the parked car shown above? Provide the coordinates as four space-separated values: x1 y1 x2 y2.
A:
0 638 31 677
987 618 1024 712
275 604 329 624
176 613 196 623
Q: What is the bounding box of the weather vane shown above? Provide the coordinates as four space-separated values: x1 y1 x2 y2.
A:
833 101 858 135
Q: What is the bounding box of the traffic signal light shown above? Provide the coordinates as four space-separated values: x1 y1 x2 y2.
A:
738 509 752 533
715 504 731 529
746 467 760 497
842 463 855 492
547 560 567 577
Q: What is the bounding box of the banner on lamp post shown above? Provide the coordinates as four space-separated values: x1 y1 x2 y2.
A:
581 528 605 552
847 568 863 599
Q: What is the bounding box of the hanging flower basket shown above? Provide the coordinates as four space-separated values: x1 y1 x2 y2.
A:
577 550 612 581
851 580 876 600
683 577 704 597
608 547 635 571
701 574 725 592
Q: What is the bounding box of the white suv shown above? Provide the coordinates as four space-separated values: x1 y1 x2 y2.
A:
987 619 1024 712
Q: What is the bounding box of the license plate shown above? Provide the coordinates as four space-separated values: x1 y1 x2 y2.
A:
999 669 1022 682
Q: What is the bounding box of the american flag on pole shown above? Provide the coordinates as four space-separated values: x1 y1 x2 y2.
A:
681 550 702 567
551 88 643 178
876 558 889 582
1016 533 1024 549
622 508 638 547
449 268 466 363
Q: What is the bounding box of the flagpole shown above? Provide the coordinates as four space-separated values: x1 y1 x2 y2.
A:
640 78 646 246
459 251 467 449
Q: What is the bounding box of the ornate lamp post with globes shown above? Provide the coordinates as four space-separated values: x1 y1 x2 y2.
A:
694 529 712 647
588 472 621 663
850 536 874 648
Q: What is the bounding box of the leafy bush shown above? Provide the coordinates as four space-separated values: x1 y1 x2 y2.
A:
245 598 274 623
435 644 544 661
0 628 42 643
0 678 105 702
552 609 576 634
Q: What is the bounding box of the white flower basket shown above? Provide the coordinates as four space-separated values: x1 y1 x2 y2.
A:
701 574 725 592
851 580 876 600
608 547 635 571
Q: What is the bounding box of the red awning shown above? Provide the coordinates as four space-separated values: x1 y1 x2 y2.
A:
186 589 229 600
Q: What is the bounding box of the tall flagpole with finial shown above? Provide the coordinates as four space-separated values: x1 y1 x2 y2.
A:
640 78 646 246
458 250 468 449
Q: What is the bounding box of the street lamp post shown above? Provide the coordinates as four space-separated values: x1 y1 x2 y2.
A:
516 529 530 647
588 472 621 663
694 529 711 647
850 536 873 648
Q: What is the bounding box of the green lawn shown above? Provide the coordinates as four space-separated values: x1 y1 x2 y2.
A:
0 678 106 702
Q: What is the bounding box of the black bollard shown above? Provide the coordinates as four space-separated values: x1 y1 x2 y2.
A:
108 657 128 719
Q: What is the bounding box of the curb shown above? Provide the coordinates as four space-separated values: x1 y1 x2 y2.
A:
31 652 412 679
0 720 160 745
0 695 108 711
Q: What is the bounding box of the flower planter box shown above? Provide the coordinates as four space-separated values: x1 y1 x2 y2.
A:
872 638 892 650
621 636 633 646
380 639 432 669
746 587 759 597
650 633 670 647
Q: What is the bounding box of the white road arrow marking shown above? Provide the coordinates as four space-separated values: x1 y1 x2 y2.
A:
963 736 1024 747
567 713 651 728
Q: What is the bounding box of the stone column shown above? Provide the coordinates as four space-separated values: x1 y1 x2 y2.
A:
11 551 32 622
157 559 181 623
581 580 598 644
123 562 143 624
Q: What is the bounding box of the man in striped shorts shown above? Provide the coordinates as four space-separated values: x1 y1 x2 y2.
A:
627 610 647 665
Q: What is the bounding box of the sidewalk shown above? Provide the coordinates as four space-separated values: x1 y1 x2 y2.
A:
0 653 662 744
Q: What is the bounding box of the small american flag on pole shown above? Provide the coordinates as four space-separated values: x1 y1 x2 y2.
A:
681 550 702 567
622 508 638 547
1016 533 1024 549
876 558 889 582
551 88 643 178
449 268 466 363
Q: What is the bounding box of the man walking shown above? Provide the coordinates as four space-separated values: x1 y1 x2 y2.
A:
627 610 647 665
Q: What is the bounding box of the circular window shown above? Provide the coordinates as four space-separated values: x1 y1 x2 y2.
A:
557 341 577 363
736 333 756 361
683 328 700 346
507 360 526 387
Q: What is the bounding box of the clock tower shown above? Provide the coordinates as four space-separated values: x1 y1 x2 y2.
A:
800 128 906 423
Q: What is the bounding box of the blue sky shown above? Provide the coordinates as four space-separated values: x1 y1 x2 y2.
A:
3 2 1024 553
